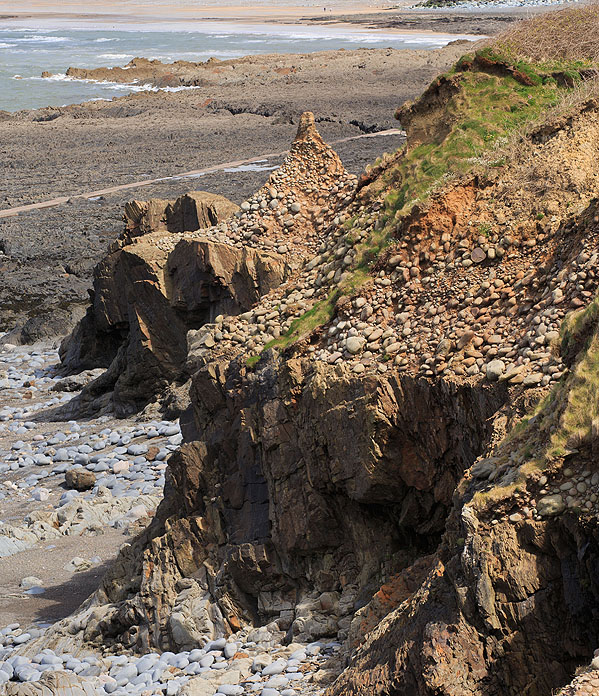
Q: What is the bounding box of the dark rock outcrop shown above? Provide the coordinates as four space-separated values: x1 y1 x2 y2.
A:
40 355 506 654
328 510 599 696
59 232 289 415
123 192 238 239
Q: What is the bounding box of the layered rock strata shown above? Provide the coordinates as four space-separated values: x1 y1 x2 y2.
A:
122 192 239 239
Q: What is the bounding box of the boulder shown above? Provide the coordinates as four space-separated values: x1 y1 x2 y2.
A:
486 359 505 382
65 470 96 491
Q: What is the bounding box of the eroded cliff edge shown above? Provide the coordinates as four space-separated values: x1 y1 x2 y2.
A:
35 9 599 696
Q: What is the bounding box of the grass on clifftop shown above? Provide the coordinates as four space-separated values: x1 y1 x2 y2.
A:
378 53 592 225
371 4 599 228
491 4 599 64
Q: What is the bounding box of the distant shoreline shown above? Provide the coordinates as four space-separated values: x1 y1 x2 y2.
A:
0 13 478 38
0 11 471 37
0 1 552 37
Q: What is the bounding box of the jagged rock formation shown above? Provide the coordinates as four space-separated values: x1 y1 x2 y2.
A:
328 296 599 696
58 232 288 416
59 113 356 415
123 192 239 239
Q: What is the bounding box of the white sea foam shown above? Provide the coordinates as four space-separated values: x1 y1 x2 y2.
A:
11 35 70 43
99 53 135 60
20 72 204 95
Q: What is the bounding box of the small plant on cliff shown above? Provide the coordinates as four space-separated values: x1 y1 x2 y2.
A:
477 222 493 237
560 294 599 356
549 327 599 456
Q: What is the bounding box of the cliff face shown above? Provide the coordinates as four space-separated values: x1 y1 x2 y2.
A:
47 41 599 696
328 298 599 695
38 355 506 656
329 514 599 695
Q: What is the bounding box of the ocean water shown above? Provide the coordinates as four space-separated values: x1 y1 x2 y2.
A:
0 23 477 112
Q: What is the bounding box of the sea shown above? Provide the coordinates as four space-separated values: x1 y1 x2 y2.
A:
0 19 478 112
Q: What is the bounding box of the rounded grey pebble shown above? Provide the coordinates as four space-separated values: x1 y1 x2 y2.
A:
223 643 238 659
217 686 244 696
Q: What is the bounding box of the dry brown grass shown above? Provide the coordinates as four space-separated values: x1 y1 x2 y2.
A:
480 73 599 172
490 2 599 64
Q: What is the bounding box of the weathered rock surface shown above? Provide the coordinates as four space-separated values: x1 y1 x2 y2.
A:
1 671 100 696
58 232 288 415
64 470 96 491
38 353 506 655
325 289 599 695
123 192 238 239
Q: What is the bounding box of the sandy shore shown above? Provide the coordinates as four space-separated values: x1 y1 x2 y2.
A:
2 1 406 25
0 0 538 36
